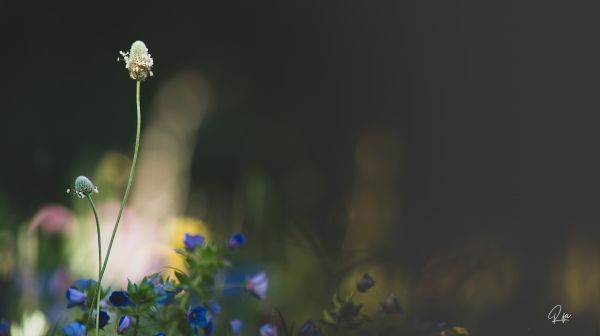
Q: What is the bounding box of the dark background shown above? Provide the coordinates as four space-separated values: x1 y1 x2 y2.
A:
1 1 598 335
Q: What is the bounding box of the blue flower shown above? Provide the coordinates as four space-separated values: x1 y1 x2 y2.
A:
66 288 86 308
246 272 268 300
117 315 132 334
153 281 179 305
0 320 10 336
184 234 205 251
380 293 403 314
63 321 86 336
206 300 221 316
65 279 96 308
109 291 131 307
298 320 318 336
187 306 208 333
356 273 375 292
259 323 278 336
154 333 166 336
95 310 110 330
203 320 215 335
228 232 246 250
229 319 243 335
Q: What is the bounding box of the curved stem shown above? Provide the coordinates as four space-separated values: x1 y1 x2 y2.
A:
91 81 141 335
86 195 102 336
99 80 142 279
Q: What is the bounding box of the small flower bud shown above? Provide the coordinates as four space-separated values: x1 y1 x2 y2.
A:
259 323 278 336
298 320 318 336
356 273 375 292
228 232 246 250
119 40 154 81
117 315 132 334
229 320 243 336
381 293 403 314
246 272 268 300
71 176 99 198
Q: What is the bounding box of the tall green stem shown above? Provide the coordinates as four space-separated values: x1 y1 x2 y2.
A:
86 195 102 335
94 80 142 335
100 80 141 277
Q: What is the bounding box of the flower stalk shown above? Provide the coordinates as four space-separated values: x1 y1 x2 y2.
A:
86 195 102 335
94 80 142 335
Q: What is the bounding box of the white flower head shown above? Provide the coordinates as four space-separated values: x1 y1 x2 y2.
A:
119 40 154 81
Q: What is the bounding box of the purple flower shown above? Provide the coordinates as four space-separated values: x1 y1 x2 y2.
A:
187 306 208 333
381 293 403 314
246 272 269 300
298 320 318 336
0 320 10 336
229 319 243 335
356 273 375 292
259 323 278 336
184 234 205 251
63 321 86 336
228 232 246 250
117 315 132 334
109 291 131 307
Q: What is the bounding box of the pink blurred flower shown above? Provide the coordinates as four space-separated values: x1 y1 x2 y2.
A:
29 204 74 235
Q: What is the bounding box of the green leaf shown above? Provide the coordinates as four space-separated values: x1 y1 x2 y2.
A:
322 310 337 325
174 271 190 285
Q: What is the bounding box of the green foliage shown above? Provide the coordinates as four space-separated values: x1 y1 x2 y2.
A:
321 292 368 332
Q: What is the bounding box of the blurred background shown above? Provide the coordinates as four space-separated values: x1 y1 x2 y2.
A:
0 1 599 335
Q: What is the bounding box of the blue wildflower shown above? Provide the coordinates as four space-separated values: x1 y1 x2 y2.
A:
259 323 278 336
0 320 9 336
95 310 110 329
66 288 86 308
298 320 318 336
65 279 96 308
109 291 131 307
203 320 215 335
381 293 403 314
154 281 179 305
65 279 95 309
246 272 268 300
228 232 246 250
117 315 132 334
154 333 166 336
356 273 375 292
63 321 86 336
206 300 221 316
184 234 205 251
187 306 208 333
229 319 243 335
